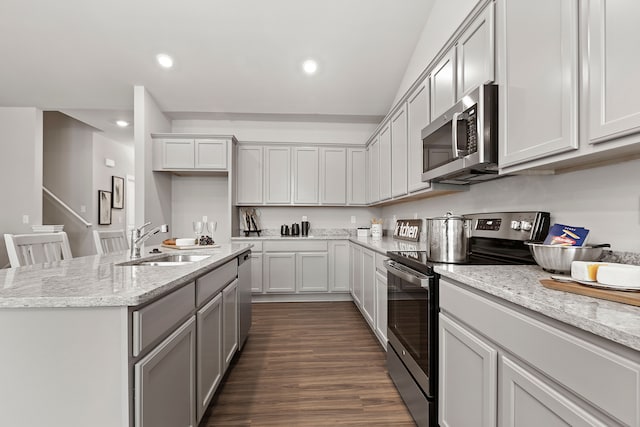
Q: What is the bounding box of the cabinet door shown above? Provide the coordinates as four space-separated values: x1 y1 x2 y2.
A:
135 316 196 427
361 248 375 326
222 279 238 372
497 0 579 168
320 147 346 205
351 244 363 306
347 148 367 205
250 252 263 293
439 313 497 427
587 0 640 144
236 145 264 204
329 241 350 292
430 48 456 119
500 355 608 427
163 139 194 169
293 147 319 204
196 294 222 422
368 141 380 204
407 78 431 193
378 123 392 201
296 252 329 292
264 146 291 204
391 105 408 198
456 3 495 98
195 139 227 169
263 252 296 293
374 270 387 347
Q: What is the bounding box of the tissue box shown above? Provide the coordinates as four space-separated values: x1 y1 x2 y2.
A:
357 227 370 237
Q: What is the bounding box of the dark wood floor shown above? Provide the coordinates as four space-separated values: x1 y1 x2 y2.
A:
201 302 415 426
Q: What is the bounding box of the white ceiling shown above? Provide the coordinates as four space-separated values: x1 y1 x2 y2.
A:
0 0 435 139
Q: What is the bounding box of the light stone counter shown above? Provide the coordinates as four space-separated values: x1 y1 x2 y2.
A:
435 264 640 352
0 243 252 308
348 235 427 255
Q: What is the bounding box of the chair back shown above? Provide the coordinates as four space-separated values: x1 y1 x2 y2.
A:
4 232 73 268
93 229 128 255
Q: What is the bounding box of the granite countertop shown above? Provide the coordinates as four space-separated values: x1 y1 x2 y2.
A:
436 264 640 352
0 243 252 308
348 235 427 255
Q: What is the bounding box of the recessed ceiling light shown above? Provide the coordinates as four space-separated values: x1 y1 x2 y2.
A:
302 59 318 75
156 53 174 69
115 120 129 128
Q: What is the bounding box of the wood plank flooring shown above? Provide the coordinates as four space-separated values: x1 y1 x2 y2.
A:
201 302 415 426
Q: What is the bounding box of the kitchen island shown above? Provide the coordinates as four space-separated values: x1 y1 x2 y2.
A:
0 243 252 427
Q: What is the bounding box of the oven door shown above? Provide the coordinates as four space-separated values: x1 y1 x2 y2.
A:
385 259 437 398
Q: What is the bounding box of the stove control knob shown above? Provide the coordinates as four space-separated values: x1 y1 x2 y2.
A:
510 220 522 230
521 221 533 232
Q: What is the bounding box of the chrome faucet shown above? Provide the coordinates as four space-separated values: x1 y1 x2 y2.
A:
130 221 169 258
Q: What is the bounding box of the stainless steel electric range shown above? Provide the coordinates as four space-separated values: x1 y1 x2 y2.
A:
384 211 550 426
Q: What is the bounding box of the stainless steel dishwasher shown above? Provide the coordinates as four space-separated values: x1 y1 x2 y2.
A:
237 250 252 350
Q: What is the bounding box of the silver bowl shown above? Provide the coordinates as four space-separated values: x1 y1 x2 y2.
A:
525 242 610 273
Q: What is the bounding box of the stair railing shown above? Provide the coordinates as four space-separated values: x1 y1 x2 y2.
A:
42 187 92 228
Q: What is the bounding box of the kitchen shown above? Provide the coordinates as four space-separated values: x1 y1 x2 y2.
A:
1 0 640 426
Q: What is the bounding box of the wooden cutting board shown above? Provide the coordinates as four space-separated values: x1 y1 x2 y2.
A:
540 279 640 307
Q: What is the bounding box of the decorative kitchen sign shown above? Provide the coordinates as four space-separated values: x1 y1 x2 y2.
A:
393 219 422 242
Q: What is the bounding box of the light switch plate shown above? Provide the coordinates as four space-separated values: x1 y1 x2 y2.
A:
22 215 29 224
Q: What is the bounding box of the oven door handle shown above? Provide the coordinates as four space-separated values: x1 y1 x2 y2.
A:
384 259 432 289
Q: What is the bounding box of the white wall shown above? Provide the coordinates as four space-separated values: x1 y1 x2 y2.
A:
0 107 43 267
381 159 640 253
171 176 230 243
240 206 382 234
92 133 134 235
43 112 96 257
172 119 378 145
392 0 480 105
134 86 172 246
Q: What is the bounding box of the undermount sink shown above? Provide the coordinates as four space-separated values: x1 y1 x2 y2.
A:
118 254 211 267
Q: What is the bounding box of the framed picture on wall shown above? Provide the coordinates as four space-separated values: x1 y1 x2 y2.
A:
98 190 112 225
112 176 124 209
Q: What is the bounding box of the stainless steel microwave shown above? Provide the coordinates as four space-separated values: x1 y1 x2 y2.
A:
421 84 498 184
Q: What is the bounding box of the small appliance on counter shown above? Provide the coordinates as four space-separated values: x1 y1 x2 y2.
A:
280 225 290 236
291 223 300 236
301 221 310 236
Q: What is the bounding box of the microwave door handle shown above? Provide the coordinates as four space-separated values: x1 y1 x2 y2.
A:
451 111 463 159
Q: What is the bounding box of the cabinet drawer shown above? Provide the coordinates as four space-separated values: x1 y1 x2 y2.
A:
263 240 328 252
196 260 237 306
440 279 640 426
375 253 388 274
133 282 195 357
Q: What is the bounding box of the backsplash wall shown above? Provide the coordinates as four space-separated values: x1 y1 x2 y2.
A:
381 158 640 253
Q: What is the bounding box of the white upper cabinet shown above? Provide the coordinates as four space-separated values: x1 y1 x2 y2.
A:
194 139 227 169
369 137 380 204
407 78 431 193
497 0 579 168
154 137 229 171
456 3 495 98
292 147 319 204
264 146 291 204
320 147 346 205
236 145 263 205
378 122 392 201
430 48 456 119
347 148 367 205
391 104 408 198
587 0 640 144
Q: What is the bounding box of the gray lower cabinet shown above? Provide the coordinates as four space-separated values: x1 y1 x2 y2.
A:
296 252 329 292
222 279 239 371
329 240 350 292
361 248 375 326
264 252 296 292
439 278 640 427
439 313 497 427
196 293 223 421
374 270 387 347
134 316 197 427
250 252 263 293
350 243 363 306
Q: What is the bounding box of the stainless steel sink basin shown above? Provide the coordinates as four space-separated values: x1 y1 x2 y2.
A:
118 254 211 266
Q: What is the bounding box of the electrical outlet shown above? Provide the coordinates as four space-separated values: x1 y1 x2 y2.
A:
392 215 397 224
413 212 418 219
22 215 29 224
350 215 356 224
